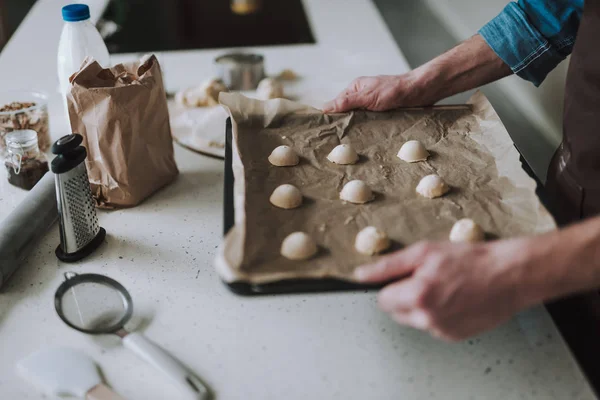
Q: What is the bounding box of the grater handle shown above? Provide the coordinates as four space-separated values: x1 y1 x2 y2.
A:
52 133 83 155
86 383 125 400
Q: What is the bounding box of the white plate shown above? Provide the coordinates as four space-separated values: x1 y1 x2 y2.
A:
169 100 228 159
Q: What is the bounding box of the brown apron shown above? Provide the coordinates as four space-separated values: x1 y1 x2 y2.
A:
544 0 600 388
546 0 600 225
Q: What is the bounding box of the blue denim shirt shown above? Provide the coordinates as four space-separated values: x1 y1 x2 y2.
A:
479 0 583 86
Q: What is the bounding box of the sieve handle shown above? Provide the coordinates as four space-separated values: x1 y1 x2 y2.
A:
122 332 210 400
86 383 125 400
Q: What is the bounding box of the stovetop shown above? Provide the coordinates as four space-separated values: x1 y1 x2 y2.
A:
98 0 316 54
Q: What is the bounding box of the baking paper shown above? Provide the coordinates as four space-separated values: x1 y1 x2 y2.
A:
217 91 555 284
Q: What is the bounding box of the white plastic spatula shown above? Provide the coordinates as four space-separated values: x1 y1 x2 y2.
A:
17 347 124 400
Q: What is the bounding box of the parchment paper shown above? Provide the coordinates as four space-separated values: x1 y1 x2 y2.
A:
216 91 555 284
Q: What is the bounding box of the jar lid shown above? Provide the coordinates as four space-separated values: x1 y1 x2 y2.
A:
5 129 38 149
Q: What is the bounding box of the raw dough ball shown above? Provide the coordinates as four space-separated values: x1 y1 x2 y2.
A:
397 140 429 162
268 146 299 166
175 78 229 107
257 78 284 100
280 232 318 260
270 184 302 209
416 174 449 199
355 226 390 255
340 180 373 204
175 89 187 106
449 218 485 243
175 87 198 107
327 144 359 165
277 69 299 81
201 78 229 106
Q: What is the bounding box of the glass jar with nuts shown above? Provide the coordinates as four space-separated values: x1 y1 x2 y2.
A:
4 129 49 190
0 91 50 154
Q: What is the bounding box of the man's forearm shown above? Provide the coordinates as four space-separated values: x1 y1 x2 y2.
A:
408 35 513 105
522 216 600 305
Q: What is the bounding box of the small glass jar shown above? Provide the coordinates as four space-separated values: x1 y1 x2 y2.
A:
4 130 49 190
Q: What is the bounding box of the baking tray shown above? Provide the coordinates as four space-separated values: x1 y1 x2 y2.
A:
222 118 382 295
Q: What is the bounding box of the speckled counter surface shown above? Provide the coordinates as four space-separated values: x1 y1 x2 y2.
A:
0 0 596 399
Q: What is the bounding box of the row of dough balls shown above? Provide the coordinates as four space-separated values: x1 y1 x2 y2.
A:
269 140 427 166
267 141 484 261
280 227 391 260
281 218 484 261
269 141 448 209
176 77 285 108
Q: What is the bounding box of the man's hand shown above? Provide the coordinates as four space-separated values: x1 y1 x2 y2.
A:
323 74 428 113
355 239 535 341
354 215 600 341
324 35 512 113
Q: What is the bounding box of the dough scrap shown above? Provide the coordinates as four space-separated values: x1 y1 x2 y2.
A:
397 140 429 162
175 79 229 107
280 232 318 260
268 146 299 166
416 174 449 199
277 69 299 81
327 144 359 165
449 218 485 243
355 226 390 255
270 184 302 209
340 180 373 204
257 77 284 100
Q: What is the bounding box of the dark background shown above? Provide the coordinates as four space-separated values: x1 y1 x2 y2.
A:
100 0 314 53
0 0 316 54
0 0 36 50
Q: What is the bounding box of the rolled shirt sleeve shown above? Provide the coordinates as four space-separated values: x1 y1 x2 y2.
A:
479 0 583 86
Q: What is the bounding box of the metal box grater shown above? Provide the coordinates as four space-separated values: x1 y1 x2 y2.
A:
55 163 100 253
51 134 105 262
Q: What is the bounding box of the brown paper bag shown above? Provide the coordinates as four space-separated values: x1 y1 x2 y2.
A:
67 55 179 208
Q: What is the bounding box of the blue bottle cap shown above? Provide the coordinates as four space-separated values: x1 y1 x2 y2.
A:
62 4 91 22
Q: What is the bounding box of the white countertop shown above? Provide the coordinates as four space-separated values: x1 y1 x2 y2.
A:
0 1 595 399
